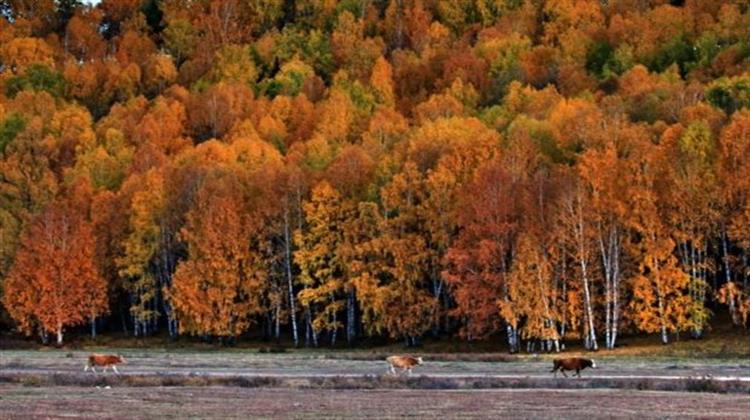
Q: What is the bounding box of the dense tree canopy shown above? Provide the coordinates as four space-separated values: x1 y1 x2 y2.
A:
2 0 750 349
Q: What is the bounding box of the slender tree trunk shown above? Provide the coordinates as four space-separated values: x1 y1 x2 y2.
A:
505 324 517 353
56 325 63 345
577 221 597 350
722 229 732 286
91 315 96 339
659 311 668 344
119 303 129 335
431 276 443 336
330 297 338 346
305 308 318 347
694 243 704 338
581 254 597 350
275 302 281 341
283 207 299 347
600 225 621 350
130 292 140 337
305 309 311 347
151 297 158 333
611 239 620 348
346 290 356 345
162 282 177 339
570 192 597 351
160 230 178 339
605 274 611 348
502 273 518 353
264 311 272 340
653 253 669 345
689 242 697 337
599 226 611 349
552 260 561 345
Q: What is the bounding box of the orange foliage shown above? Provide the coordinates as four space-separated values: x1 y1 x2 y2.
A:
170 175 267 337
4 0 750 348
3 183 107 344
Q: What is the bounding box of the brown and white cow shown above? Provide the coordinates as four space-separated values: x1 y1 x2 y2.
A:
386 355 423 375
551 357 596 378
84 354 126 374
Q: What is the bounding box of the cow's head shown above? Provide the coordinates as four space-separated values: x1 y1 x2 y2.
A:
118 355 127 364
416 357 423 365
589 358 596 368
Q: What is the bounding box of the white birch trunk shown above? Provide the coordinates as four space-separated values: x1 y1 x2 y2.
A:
653 253 669 345
574 195 598 351
611 238 621 348
598 225 611 349
283 206 299 347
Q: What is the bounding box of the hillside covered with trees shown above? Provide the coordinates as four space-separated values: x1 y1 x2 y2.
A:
2 0 750 350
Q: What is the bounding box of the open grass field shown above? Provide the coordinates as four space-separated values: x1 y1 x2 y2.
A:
2 346 750 388
3 331 750 418
2 386 750 419
3 348 750 380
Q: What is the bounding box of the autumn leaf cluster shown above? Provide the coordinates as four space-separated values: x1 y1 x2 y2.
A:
2 0 750 349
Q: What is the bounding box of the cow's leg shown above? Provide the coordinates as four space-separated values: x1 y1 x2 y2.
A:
102 366 108 374
561 370 568 378
407 368 412 376
575 369 580 377
389 364 395 375
113 365 119 375
84 364 89 372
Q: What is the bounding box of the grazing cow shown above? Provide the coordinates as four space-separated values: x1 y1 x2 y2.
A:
386 355 423 375
84 354 126 374
551 357 596 378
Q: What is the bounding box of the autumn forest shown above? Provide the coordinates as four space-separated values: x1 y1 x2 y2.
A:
2 0 750 352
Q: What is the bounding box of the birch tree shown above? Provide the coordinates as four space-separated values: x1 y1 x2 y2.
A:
3 187 108 345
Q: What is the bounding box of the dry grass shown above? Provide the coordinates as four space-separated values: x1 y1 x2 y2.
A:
323 352 518 362
1 371 748 394
3 386 750 419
